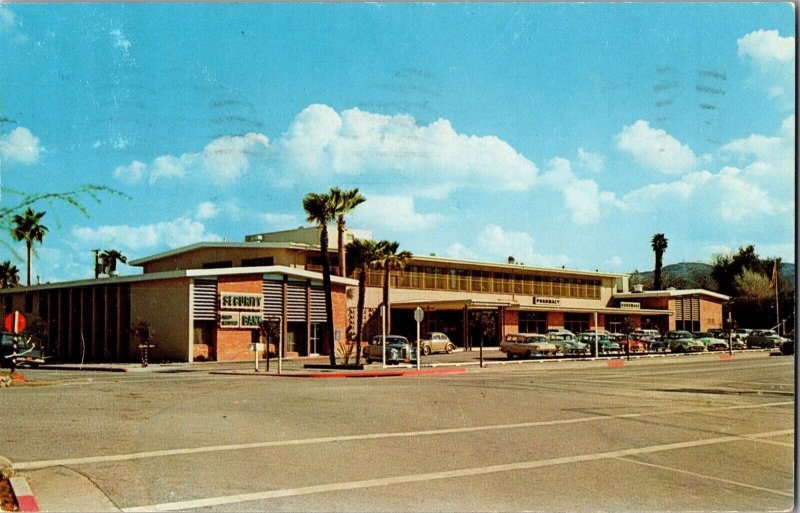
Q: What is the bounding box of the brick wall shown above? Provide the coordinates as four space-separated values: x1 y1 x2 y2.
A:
216 275 262 361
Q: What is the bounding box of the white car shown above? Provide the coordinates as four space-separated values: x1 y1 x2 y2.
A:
500 333 558 359
419 332 456 355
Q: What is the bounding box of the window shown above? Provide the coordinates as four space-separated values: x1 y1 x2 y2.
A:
202 260 233 269
519 312 546 334
242 257 274 267
564 313 589 334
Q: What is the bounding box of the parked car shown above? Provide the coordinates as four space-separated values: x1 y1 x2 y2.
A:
363 335 416 364
576 332 622 355
692 332 722 350
780 330 794 355
631 329 660 340
419 332 456 355
613 334 647 353
731 338 746 351
732 328 752 341
546 331 588 355
664 330 705 353
500 333 558 359
649 337 669 352
0 332 45 369
548 333 591 356
745 330 783 349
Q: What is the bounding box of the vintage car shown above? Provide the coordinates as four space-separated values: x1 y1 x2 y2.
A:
613 334 647 353
744 330 783 349
664 330 705 353
363 335 417 364
419 332 456 355
576 332 622 356
0 332 46 368
500 333 558 359
547 332 590 356
692 331 723 350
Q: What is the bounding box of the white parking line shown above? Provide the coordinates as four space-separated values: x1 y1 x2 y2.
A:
14 401 792 471
121 429 794 512
615 456 793 497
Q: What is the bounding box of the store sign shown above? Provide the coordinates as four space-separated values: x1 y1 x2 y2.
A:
534 297 561 306
620 301 641 310
219 292 262 311
219 312 264 329
240 313 263 328
219 312 241 328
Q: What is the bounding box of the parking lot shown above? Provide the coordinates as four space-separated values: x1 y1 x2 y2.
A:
1 351 794 512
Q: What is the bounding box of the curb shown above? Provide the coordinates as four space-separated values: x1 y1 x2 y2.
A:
9 476 39 512
37 365 128 372
210 366 468 378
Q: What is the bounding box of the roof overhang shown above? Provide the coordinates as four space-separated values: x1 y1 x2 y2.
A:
614 289 731 301
393 298 671 316
0 265 357 293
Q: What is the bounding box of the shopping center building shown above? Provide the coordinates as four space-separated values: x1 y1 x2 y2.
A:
0 227 729 363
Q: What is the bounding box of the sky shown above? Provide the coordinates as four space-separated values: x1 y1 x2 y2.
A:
0 2 795 283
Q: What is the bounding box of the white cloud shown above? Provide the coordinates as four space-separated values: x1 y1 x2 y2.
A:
114 160 147 184
469 224 572 268
260 212 298 228
539 157 622 224
721 115 794 180
0 127 40 165
115 104 539 196
576 147 605 172
277 105 539 195
195 201 219 220
72 217 222 251
616 120 697 174
737 29 795 65
0 5 15 29
350 194 444 231
115 132 269 185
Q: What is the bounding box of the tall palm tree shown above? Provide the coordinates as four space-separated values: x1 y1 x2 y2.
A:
346 238 383 366
375 241 412 333
651 233 668 290
0 260 20 289
330 187 366 277
100 249 128 276
12 207 48 286
303 191 337 367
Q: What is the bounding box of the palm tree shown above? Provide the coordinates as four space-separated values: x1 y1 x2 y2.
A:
651 233 669 290
375 241 412 333
12 207 48 286
330 187 366 277
346 238 383 366
100 249 128 276
303 191 337 367
0 260 20 289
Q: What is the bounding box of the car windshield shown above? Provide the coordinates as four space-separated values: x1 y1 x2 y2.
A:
693 332 711 338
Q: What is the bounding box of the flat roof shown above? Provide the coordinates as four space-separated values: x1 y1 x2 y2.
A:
129 240 627 280
614 289 731 301
128 241 318 266
0 265 358 293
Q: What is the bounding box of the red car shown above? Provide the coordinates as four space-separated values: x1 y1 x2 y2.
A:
614 334 647 353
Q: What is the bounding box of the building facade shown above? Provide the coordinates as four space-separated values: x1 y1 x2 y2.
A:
0 227 729 363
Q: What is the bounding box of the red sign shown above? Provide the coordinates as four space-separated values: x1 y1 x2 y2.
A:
4 311 26 334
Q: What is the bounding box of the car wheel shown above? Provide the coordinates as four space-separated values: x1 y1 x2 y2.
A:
422 345 431 356
445 343 455 354
524 350 532 359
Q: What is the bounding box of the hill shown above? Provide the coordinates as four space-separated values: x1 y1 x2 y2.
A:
632 262 795 290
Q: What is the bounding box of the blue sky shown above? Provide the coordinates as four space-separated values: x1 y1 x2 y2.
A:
0 2 795 282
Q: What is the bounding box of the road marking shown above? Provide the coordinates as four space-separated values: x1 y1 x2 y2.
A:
615 456 793 497
14 401 792 471
121 429 794 512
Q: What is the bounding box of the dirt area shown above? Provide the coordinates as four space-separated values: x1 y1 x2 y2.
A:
0 476 18 511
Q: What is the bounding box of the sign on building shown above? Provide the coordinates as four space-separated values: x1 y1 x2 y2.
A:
219 292 264 329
